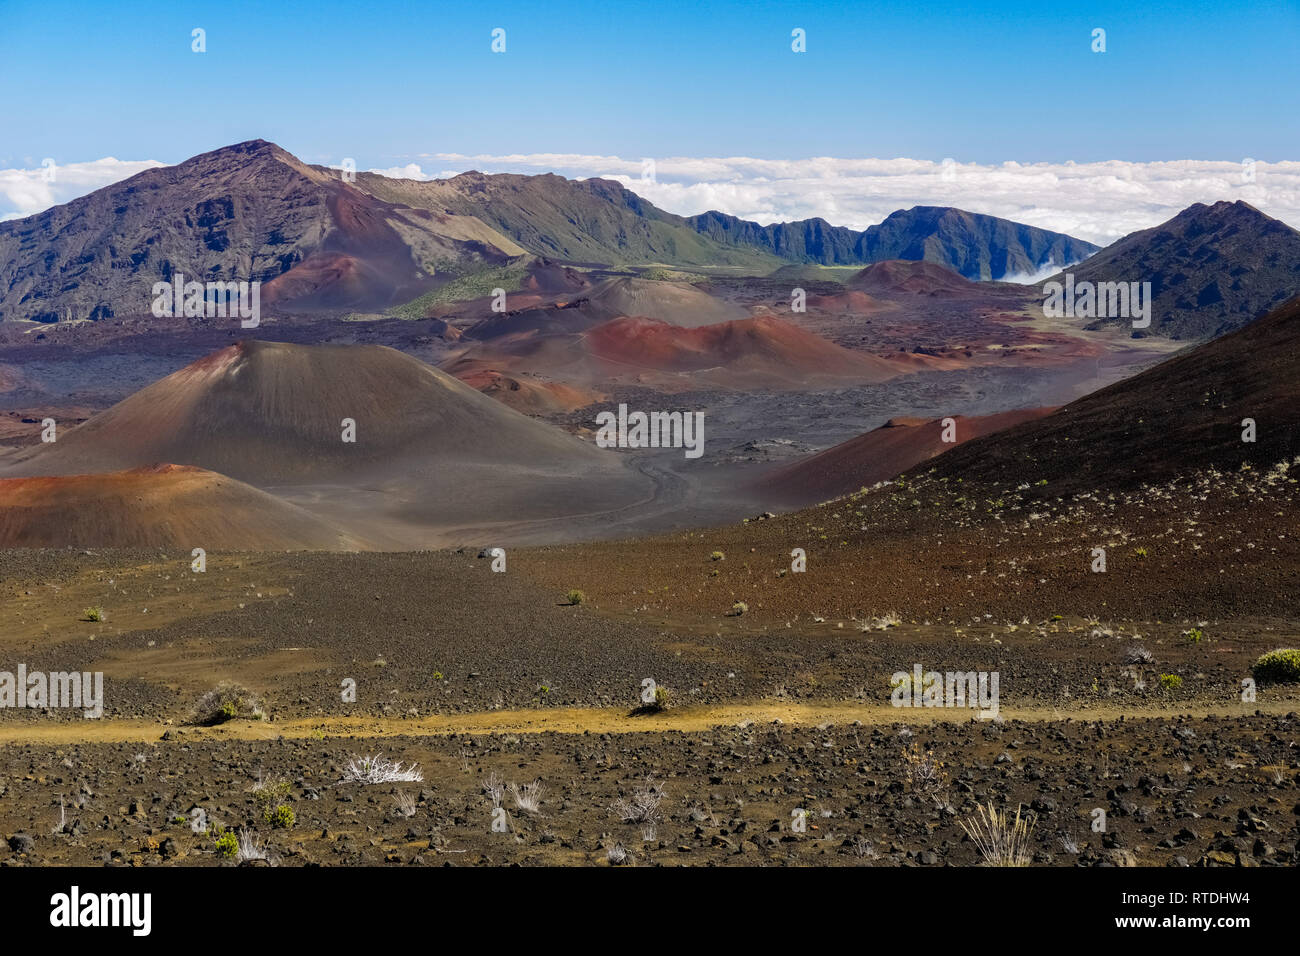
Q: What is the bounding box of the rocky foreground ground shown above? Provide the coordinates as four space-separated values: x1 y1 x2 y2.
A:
2 459 1298 868
1 713 1295 867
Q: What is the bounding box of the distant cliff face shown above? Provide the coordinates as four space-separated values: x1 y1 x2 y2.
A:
686 205 1100 278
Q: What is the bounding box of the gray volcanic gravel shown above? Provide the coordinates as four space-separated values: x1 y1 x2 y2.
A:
0 715 1296 867
0 550 1278 723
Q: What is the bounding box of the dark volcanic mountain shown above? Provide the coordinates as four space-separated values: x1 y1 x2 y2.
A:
0 140 524 323
924 294 1300 493
350 170 782 271
685 212 871 265
1049 201 1300 340
22 138 1282 338
688 206 1099 279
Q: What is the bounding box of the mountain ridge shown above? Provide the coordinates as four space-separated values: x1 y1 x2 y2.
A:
0 139 525 323
2 140 1287 336
346 162 1101 278
687 205 1100 279
1046 200 1300 340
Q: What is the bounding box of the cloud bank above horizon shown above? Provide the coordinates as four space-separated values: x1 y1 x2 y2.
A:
3 152 1298 246
414 153 1300 246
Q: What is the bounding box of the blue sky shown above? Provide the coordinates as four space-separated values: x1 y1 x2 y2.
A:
2 0 1298 170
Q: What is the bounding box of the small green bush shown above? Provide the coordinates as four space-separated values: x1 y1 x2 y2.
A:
566 589 585 606
1158 674 1183 693
1253 648 1300 684
729 601 748 616
212 827 238 859
83 607 105 622
710 551 725 561
266 804 295 829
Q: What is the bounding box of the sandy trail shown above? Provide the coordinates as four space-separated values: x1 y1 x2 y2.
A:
1 696 1295 744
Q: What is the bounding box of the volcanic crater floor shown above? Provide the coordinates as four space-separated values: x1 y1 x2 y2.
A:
0 546 1297 866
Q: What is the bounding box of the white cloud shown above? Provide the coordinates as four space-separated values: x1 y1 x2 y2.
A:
323 161 433 181
367 163 432 181
0 158 165 221
1001 260 1074 285
412 153 1300 245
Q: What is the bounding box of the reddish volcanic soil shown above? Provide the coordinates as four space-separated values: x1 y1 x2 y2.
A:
754 408 1058 505
261 251 376 308
848 260 982 295
703 265 1159 389
582 316 901 382
581 277 750 327
806 290 890 313
450 315 908 392
454 365 605 414
0 464 358 549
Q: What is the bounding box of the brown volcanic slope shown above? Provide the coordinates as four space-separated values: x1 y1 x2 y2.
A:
0 465 357 550
462 300 611 342
847 260 981 296
1052 201 1300 341
453 366 604 415
926 294 1300 493
520 301 1300 627
2 340 651 544
518 259 591 295
450 315 904 391
0 140 524 322
582 277 750 327
805 290 890 313
756 409 1057 505
3 340 628 485
460 275 741 343
584 316 900 381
